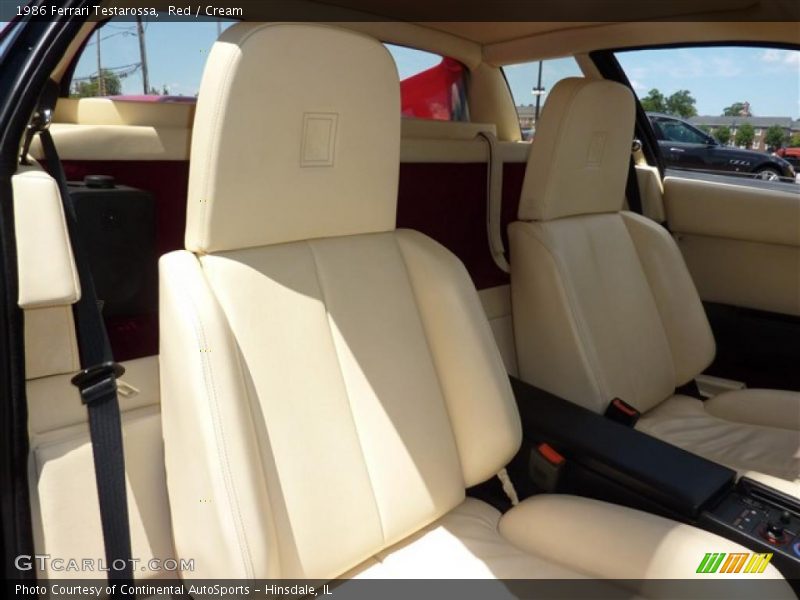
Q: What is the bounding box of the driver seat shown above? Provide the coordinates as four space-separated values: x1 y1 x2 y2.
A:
157 23 785 590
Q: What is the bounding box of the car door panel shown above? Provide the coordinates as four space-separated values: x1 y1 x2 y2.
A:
665 175 799 317
664 175 800 390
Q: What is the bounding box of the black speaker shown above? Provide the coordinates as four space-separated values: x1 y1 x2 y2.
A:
68 175 157 318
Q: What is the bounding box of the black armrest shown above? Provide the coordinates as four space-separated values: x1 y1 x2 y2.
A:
510 377 736 519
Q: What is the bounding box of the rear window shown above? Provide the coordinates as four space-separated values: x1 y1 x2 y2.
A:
385 44 469 121
504 57 583 139
69 18 233 99
66 22 469 121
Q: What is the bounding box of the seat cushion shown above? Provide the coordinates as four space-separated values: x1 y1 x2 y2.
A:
500 495 789 595
346 498 590 579
637 392 800 497
346 496 789 596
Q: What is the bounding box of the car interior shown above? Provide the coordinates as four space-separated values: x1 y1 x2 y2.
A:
3 4 800 596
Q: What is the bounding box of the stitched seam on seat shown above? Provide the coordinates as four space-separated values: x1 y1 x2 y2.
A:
533 81 582 221
228 327 282 576
173 257 254 578
520 224 609 405
621 213 681 390
641 400 800 476
62 305 79 372
196 45 238 251
50 176 82 301
393 230 468 485
305 239 387 547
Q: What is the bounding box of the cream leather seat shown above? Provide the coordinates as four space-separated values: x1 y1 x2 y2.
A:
158 24 786 589
509 77 800 498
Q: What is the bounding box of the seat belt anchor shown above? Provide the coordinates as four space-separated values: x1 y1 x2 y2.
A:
71 362 126 406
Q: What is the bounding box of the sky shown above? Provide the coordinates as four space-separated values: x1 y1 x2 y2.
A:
71 21 443 95
616 47 799 118
67 21 798 119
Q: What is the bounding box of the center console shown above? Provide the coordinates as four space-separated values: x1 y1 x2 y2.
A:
701 478 800 578
509 377 800 580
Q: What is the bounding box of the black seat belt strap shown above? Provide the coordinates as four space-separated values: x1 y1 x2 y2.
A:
36 125 134 588
626 155 643 215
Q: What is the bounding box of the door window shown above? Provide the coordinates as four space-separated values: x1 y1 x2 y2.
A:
655 118 711 145
616 46 798 184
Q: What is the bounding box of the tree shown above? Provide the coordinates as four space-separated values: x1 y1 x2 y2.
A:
640 88 667 113
723 102 751 117
698 124 711 134
72 69 122 98
789 133 800 147
735 123 755 148
665 90 697 118
764 125 788 150
715 125 732 145
147 84 170 96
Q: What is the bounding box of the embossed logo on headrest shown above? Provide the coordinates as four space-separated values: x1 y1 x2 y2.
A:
586 132 607 167
301 112 338 167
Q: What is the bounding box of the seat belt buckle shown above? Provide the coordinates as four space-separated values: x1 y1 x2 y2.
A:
529 442 566 492
70 361 126 406
604 397 641 427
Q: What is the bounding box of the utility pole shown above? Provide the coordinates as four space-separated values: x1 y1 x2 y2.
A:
136 17 150 94
95 29 104 96
532 60 545 124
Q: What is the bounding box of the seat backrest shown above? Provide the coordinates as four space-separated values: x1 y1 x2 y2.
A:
509 78 715 414
159 23 520 580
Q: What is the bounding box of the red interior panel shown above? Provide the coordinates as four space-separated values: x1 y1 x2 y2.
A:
397 162 525 290
61 159 525 362
62 160 188 360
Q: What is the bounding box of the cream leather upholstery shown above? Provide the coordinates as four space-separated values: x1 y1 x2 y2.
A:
185 23 399 253
13 167 80 309
518 78 634 222
160 23 784 586
13 166 81 380
637 394 800 492
511 77 800 497
27 98 195 162
24 306 80 380
665 176 800 317
28 356 176 580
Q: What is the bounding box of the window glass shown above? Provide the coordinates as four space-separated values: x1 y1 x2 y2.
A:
655 117 710 145
70 18 234 99
504 57 583 139
0 20 19 61
68 28 469 120
616 46 799 183
385 44 469 121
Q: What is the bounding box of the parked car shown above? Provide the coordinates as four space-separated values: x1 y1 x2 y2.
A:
647 112 796 181
775 146 800 169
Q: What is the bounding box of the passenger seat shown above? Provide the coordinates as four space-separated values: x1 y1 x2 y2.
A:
158 24 786 589
509 77 800 499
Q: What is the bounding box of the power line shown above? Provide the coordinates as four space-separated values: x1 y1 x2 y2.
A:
83 30 136 47
72 62 142 82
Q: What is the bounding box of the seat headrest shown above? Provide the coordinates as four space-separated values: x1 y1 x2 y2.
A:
185 23 401 253
518 78 635 222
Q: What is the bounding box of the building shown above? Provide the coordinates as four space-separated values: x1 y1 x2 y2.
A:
516 104 537 129
688 115 800 152
516 107 800 151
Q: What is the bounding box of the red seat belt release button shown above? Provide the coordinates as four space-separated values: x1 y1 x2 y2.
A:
529 442 566 492
604 397 641 427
